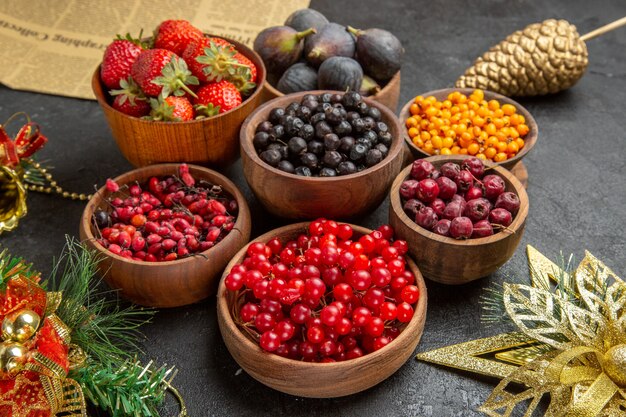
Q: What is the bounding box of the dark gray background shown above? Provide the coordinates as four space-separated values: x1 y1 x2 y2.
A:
1 0 626 415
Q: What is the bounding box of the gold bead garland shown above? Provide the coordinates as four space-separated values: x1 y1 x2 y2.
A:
22 159 91 201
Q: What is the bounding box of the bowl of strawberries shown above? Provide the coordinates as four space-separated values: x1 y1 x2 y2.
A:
92 19 266 168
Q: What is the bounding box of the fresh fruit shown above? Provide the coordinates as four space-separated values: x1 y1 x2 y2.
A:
348 27 403 82
233 52 257 83
149 96 194 121
400 157 520 240
100 34 144 89
130 49 198 97
405 90 529 160
94 164 238 262
317 56 363 92
284 8 329 32
305 23 356 67
277 63 318 94
194 80 242 115
254 91 391 176
109 77 150 117
360 75 382 96
224 220 420 361
253 26 316 74
153 19 204 56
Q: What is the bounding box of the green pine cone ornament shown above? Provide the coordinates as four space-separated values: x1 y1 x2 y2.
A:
456 19 589 96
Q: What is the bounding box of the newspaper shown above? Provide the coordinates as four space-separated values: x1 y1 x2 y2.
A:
0 0 310 100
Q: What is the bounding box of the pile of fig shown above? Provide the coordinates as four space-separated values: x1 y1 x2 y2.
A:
254 8 403 96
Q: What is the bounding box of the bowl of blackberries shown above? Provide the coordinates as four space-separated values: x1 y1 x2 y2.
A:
240 90 404 219
388 156 529 285
254 8 403 111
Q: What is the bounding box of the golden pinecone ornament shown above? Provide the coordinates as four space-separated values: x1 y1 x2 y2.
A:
456 17 626 96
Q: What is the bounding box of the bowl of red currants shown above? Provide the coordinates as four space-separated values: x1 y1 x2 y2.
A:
388 156 528 285
79 163 251 307
216 219 427 398
239 90 404 219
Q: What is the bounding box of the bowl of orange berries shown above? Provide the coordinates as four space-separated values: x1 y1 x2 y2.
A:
399 88 537 174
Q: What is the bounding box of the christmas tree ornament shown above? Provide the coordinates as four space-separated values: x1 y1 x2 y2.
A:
418 245 626 417
456 16 626 96
0 113 92 234
2 309 41 342
0 342 28 375
0 238 188 417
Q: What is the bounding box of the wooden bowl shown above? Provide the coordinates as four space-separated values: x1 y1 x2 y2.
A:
388 155 529 284
240 91 404 220
217 222 428 398
398 88 538 172
261 71 401 112
92 35 267 168
79 164 251 307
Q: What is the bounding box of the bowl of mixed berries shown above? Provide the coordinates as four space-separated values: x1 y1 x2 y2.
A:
217 219 427 397
92 19 266 168
79 163 251 307
389 156 528 284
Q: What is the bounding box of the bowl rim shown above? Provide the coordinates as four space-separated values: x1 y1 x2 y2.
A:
80 163 249 267
399 88 538 167
390 154 529 246
240 90 404 183
264 70 401 99
91 33 267 125
217 221 428 369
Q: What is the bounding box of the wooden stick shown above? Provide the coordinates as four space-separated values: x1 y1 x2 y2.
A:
581 16 626 41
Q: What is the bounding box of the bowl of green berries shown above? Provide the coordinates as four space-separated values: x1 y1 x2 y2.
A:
240 90 404 220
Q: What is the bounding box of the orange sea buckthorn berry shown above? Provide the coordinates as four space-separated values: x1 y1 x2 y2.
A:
467 143 480 155
494 152 508 162
472 89 484 101
487 136 499 147
493 118 505 129
476 153 487 160
425 106 438 118
413 138 424 148
472 116 485 127
485 123 497 136
423 142 434 154
496 141 508 152
501 103 516 116
485 147 497 159
442 100 452 109
432 136 443 149
405 117 416 128
451 145 461 154
459 148 468 155
441 147 452 155
442 137 454 149
408 127 419 138
420 131 431 141
507 141 519 154
409 103 420 115
509 128 520 139
414 95 424 103
488 99 500 111
517 124 530 136
515 138 525 150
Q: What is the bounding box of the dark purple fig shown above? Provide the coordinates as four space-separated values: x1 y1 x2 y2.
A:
348 26 403 82
254 26 316 74
305 23 356 67
285 8 329 32
317 56 363 92
359 75 381 96
277 63 318 93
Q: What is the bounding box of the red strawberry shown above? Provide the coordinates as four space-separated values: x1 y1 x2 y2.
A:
131 49 198 98
233 53 257 83
154 19 204 56
101 35 143 89
194 81 242 115
182 38 214 82
110 77 150 117
149 96 194 121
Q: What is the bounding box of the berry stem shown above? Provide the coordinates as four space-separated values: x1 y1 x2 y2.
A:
176 80 198 99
